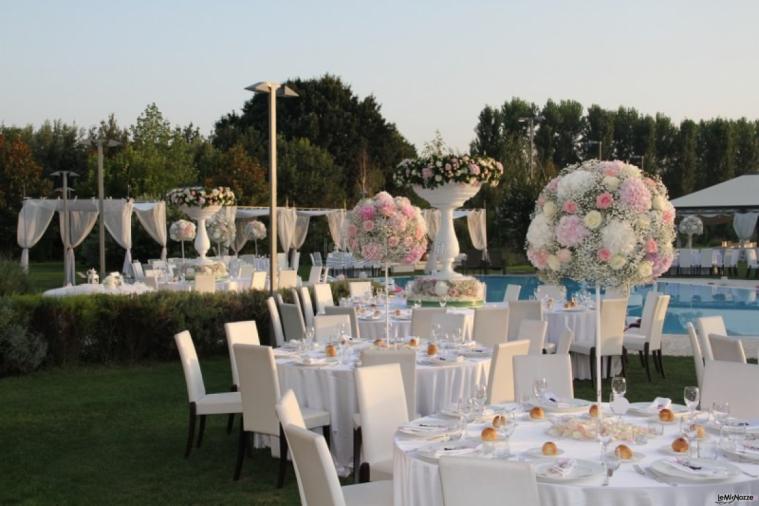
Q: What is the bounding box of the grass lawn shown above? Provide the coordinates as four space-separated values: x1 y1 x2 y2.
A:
0 354 699 505
26 262 68 293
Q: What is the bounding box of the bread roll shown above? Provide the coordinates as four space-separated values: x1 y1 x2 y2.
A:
492 414 507 428
614 444 633 460
373 338 387 348
427 342 438 356
671 436 689 453
588 404 600 418
529 406 545 420
481 427 498 442
325 344 337 357
407 337 419 348
659 408 674 422
542 441 558 455
690 423 706 440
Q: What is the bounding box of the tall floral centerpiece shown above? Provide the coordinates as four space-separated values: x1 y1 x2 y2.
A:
207 212 236 257
166 187 235 262
346 191 427 340
245 220 267 255
678 215 703 248
394 154 504 306
525 160 676 407
169 220 196 260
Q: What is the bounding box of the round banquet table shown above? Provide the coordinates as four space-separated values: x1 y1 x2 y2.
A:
43 282 155 297
357 308 475 341
544 306 621 380
274 343 490 475
393 406 759 506
157 276 253 293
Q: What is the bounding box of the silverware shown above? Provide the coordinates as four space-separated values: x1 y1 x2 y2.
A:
634 464 679 486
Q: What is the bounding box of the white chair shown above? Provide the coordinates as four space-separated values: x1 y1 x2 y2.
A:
313 283 335 314
700 249 715 276
623 294 670 381
132 261 145 280
473 307 509 348
503 284 521 303
556 328 574 354
277 252 289 270
678 248 693 276
686 322 705 388
439 456 541 506
536 284 566 301
514 354 574 401
278 270 298 289
429 312 468 340
144 276 159 289
266 296 286 347
174 331 241 458
695 316 726 361
238 263 255 279
507 301 543 340
570 298 628 381
280 302 306 341
223 320 260 433
290 251 301 273
516 319 548 355
410 307 446 339
325 306 361 338
701 360 759 419
348 281 373 299
749 249 759 276
282 423 393 506
709 334 747 363
355 363 408 482
307 265 323 286
194 273 215 294
232 344 330 486
313 314 351 343
486 340 530 404
296 286 316 328
605 286 629 299
359 349 417 420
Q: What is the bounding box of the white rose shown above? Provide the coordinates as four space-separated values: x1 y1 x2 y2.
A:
638 261 653 278
610 255 626 270
620 165 641 179
546 255 561 271
637 215 651 228
434 281 449 297
543 201 557 219
603 176 620 191
583 210 603 230
601 219 636 255
652 195 665 211
435 175 442 182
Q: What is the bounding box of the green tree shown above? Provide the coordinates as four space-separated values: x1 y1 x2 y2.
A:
669 119 700 197
697 119 735 189
733 119 758 175
584 105 615 161
278 137 345 208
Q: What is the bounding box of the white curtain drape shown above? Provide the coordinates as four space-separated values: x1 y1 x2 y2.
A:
60 209 99 285
292 215 310 250
733 212 759 241
277 208 297 252
17 200 56 272
467 209 489 261
423 210 441 273
134 202 168 260
103 199 134 274
326 210 346 250
233 220 250 255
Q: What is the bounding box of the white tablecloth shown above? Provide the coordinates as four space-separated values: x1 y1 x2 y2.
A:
158 276 253 293
43 282 155 297
357 308 475 341
394 406 759 506
276 346 490 475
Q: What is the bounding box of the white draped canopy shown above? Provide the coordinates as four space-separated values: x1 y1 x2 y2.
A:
17 198 166 284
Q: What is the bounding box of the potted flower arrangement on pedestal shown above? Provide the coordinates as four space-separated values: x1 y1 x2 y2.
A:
245 220 267 255
207 212 236 257
394 153 504 306
166 186 235 262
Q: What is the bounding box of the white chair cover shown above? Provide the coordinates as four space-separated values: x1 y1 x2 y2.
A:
514 354 574 401
701 360 759 419
507 301 543 340
313 314 351 343
17 200 56 272
486 340 530 404
348 281 372 299
695 316 726 361
224 321 260 387
503 284 521 303
686 322 705 388
267 296 285 347
360 348 417 418
709 334 747 363
324 306 360 338
410 308 446 339
439 457 541 506
313 283 335 314
518 319 548 355
473 306 509 348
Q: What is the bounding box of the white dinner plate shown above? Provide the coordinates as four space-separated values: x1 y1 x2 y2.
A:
524 447 566 458
627 402 688 417
534 459 604 483
416 439 480 460
537 398 592 414
649 458 739 483
561 307 586 312
659 444 692 456
605 448 645 463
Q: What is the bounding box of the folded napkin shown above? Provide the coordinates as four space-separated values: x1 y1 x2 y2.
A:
401 423 449 434
541 392 571 409
667 459 727 478
432 446 478 458
647 397 672 413
301 356 326 365
547 459 576 477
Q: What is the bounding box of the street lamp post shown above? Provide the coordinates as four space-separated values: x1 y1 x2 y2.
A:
244 81 299 294
630 154 645 171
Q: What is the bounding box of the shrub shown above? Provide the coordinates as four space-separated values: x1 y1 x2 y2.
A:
0 258 32 296
0 298 47 375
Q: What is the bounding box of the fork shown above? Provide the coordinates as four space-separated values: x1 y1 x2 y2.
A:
634 464 679 486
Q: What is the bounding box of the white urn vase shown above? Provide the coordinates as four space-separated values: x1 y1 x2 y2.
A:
413 182 481 279
180 205 221 262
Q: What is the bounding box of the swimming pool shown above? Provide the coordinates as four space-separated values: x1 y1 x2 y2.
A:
392 275 759 336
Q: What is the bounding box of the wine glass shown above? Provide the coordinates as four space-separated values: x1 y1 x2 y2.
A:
532 377 548 402
683 386 700 420
611 376 627 399
711 401 730 427
597 420 613 455
439 295 448 309
305 326 315 350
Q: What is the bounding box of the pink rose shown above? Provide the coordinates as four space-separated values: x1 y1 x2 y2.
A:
651 252 673 277
347 224 358 238
527 248 549 270
562 200 578 214
349 239 358 251
597 248 612 262
388 236 400 248
556 215 589 247
646 239 658 254
359 205 375 220
361 243 381 261
557 248 572 263
546 177 560 193
362 220 375 232
391 215 407 230
401 204 415 218
537 195 546 206
469 164 481 175
380 204 395 217
422 167 433 180
415 226 425 240
662 208 675 224
403 236 414 247
643 177 657 189
596 192 614 209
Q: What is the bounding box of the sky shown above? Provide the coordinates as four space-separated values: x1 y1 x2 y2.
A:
2 0 759 151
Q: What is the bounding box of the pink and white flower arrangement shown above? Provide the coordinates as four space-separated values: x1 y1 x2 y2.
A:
207 212 236 248
244 220 266 241
394 154 504 189
169 220 196 242
525 160 676 287
346 191 427 265
166 186 236 208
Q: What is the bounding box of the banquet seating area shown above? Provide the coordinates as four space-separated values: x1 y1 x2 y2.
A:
671 247 759 276
172 280 759 505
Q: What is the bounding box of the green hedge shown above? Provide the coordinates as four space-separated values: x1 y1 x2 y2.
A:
1 281 352 374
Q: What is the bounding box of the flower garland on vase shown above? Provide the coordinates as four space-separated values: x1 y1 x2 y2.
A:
394 154 504 189
346 191 427 342
166 186 235 207
170 220 196 260
525 159 676 409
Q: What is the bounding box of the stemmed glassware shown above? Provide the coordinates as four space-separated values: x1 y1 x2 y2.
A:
711 401 730 427
611 377 627 399
532 377 548 403
439 295 448 309
683 386 700 420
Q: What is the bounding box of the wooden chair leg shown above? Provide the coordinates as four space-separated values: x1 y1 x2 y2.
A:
359 462 371 483
657 350 666 378
589 348 596 384
322 425 332 449
196 415 207 447
606 356 612 379
638 350 645 368
233 427 247 481
184 403 197 459
353 428 362 484
621 348 628 377
642 344 652 382
226 385 237 435
277 425 288 488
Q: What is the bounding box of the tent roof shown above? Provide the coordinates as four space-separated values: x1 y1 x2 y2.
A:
671 174 759 214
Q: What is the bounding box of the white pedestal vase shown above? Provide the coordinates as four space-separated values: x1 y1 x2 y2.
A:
180 205 221 263
410 182 486 307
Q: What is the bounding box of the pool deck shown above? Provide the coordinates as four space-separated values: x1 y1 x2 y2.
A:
660 277 759 289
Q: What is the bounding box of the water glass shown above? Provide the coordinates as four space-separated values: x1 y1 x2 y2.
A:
711 401 730 426
647 419 664 436
683 386 700 416
440 295 448 309
532 377 548 402
611 376 627 398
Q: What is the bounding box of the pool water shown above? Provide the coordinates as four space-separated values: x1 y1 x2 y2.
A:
393 275 759 336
